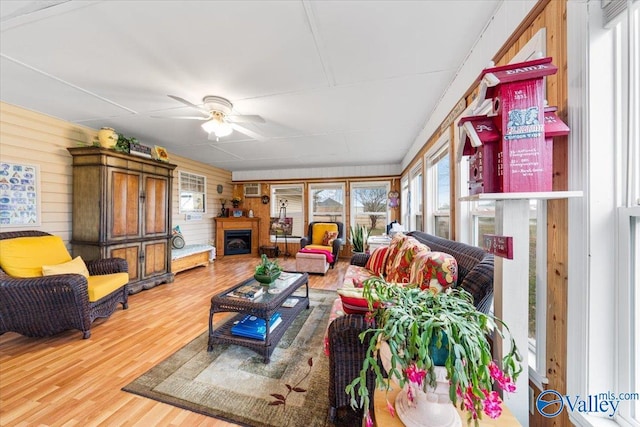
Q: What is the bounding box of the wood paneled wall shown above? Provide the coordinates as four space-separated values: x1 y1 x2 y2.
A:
0 102 232 251
233 178 402 258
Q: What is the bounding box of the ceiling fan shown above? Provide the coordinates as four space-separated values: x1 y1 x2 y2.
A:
157 95 266 141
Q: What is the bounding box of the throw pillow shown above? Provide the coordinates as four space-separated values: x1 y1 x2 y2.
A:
42 256 90 278
386 238 430 284
322 230 339 246
365 246 389 276
337 287 380 314
384 232 408 276
409 251 458 293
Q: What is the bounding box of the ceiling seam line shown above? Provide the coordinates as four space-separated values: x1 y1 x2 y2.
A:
0 53 138 115
301 0 336 87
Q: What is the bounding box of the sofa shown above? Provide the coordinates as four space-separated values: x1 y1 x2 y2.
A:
327 231 494 423
0 230 129 339
299 222 344 268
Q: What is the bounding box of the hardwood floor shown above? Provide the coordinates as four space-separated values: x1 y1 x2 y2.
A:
0 255 346 427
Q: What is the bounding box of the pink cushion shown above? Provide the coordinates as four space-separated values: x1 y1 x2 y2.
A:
409 251 458 293
365 246 389 276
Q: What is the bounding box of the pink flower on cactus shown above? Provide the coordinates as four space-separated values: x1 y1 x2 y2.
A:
405 364 427 387
489 361 502 379
489 361 517 393
386 398 396 417
364 310 375 326
482 390 503 419
500 376 516 393
457 386 478 419
406 384 415 403
365 410 373 427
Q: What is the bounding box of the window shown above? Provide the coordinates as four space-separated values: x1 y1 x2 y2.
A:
350 181 389 236
409 164 423 231
401 176 410 228
426 136 451 238
309 183 345 236
567 2 639 426
178 171 206 213
270 184 304 239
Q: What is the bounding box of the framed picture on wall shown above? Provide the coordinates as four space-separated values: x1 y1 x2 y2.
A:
0 161 41 226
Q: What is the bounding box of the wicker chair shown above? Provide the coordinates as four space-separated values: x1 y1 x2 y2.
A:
328 231 494 423
0 230 129 339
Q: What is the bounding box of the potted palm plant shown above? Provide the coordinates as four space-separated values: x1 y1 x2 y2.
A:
346 277 522 427
254 254 282 284
349 224 371 253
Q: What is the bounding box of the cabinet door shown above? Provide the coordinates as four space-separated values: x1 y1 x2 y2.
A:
109 243 141 283
142 240 168 278
109 169 141 240
144 175 170 236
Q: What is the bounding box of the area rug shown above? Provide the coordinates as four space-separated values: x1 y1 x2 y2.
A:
123 288 338 427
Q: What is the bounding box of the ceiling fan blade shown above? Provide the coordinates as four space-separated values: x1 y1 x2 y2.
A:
151 115 209 120
227 114 266 124
167 95 210 115
231 124 267 141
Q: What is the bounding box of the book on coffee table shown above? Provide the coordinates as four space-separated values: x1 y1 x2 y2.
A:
231 312 282 340
281 297 299 308
228 283 264 301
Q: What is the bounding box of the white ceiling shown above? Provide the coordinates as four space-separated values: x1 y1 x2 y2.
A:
0 0 503 174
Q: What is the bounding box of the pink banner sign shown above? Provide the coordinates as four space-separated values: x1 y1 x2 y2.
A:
483 234 514 259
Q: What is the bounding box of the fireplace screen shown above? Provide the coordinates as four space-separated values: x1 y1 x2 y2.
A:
224 229 251 255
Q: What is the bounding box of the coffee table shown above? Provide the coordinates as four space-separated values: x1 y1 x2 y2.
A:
207 271 309 363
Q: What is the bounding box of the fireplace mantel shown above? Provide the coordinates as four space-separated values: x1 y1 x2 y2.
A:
214 217 260 258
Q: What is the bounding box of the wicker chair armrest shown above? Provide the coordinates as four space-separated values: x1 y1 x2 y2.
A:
86 258 128 275
350 252 370 266
300 237 310 248
0 273 92 338
0 273 90 307
328 314 378 422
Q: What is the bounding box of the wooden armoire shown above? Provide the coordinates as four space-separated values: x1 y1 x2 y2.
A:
67 147 177 294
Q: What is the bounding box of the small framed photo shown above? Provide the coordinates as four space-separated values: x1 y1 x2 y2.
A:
154 146 170 162
231 208 243 217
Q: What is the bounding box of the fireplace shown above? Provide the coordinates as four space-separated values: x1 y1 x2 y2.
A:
214 217 260 258
224 229 252 255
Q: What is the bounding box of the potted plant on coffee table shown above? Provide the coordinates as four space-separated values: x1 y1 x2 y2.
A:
345 277 522 427
254 254 282 284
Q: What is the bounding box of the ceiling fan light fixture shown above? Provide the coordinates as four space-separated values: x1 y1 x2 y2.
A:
201 118 233 137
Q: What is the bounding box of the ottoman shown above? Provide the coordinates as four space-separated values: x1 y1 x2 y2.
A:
295 251 330 275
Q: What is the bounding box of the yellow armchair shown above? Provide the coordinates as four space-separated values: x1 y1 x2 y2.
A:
299 222 344 267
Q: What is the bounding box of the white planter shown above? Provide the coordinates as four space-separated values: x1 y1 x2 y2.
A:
379 341 462 427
